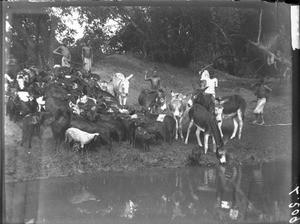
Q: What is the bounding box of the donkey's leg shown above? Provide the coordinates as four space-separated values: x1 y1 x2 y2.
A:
218 121 224 138
237 109 243 139
119 95 123 106
179 117 184 140
195 126 203 147
184 119 194 144
203 132 210 154
174 116 179 140
212 136 216 153
123 97 127 106
230 117 239 139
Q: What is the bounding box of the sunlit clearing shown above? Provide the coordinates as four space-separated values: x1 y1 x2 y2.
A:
50 7 84 43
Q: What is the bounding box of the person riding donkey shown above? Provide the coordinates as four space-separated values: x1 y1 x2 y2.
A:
199 69 218 99
251 77 272 125
53 38 71 67
144 70 161 90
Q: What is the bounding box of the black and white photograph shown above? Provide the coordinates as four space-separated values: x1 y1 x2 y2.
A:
2 0 299 223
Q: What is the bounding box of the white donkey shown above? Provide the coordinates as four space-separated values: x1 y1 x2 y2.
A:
107 73 133 106
168 91 188 140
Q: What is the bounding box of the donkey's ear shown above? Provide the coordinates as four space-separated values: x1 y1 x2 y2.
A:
170 91 175 97
127 74 133 80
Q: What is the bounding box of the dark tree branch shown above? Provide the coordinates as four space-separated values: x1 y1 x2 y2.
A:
210 21 232 45
249 41 291 67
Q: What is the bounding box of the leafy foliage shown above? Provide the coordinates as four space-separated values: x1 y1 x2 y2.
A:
6 4 291 77
7 12 54 68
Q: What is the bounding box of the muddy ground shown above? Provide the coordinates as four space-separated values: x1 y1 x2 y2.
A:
4 54 292 182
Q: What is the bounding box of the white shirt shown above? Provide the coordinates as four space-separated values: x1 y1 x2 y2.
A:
201 77 218 97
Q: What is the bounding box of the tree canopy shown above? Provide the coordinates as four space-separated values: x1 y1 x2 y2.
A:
5 3 291 77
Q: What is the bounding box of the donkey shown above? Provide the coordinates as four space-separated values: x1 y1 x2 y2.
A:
107 73 133 106
187 87 215 113
184 103 226 163
168 91 188 140
185 87 227 163
214 95 246 139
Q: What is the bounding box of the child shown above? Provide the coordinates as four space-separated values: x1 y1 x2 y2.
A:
53 38 71 67
145 70 161 90
200 70 218 98
251 77 272 125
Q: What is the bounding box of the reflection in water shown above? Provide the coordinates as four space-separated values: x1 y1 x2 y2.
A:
121 200 137 219
68 186 99 204
6 161 291 223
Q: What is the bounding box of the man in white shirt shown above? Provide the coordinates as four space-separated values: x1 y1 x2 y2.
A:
200 70 218 98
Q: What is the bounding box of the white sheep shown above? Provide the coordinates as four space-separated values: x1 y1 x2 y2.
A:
65 127 99 149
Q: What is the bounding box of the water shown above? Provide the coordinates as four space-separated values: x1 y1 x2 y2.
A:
5 161 292 224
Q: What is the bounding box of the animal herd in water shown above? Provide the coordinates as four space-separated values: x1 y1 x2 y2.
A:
5 65 248 164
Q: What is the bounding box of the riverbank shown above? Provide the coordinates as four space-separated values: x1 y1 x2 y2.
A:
4 54 292 182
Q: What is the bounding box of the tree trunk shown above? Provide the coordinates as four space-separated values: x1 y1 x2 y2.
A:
256 9 263 45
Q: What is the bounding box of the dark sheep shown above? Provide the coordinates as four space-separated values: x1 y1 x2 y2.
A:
16 95 39 117
21 112 42 148
116 115 138 145
44 83 69 100
133 127 156 151
6 94 39 121
138 120 167 142
27 82 44 97
98 114 125 145
45 97 69 117
141 109 176 143
6 96 20 122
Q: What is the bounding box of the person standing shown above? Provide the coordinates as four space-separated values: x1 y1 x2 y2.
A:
82 42 93 73
53 38 71 67
145 70 161 90
251 77 272 125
